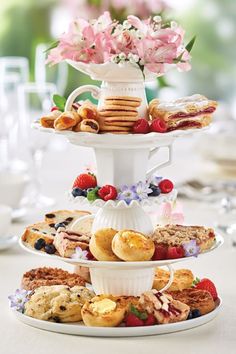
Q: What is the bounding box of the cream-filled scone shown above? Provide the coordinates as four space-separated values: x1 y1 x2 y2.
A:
81 295 129 327
24 285 95 322
89 228 120 261
112 230 155 261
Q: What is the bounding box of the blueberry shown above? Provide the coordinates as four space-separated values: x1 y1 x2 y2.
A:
191 309 201 318
187 311 193 320
72 187 84 197
54 222 66 230
45 244 56 254
148 186 161 197
34 238 46 250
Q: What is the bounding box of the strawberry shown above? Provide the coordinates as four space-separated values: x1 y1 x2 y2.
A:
159 179 174 193
144 314 156 326
73 173 97 190
98 185 117 201
132 119 150 134
167 246 185 259
152 244 167 260
51 106 59 112
125 313 144 327
150 118 167 133
86 250 97 261
195 278 218 300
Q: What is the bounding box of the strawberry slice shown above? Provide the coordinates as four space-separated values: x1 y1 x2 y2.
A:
167 246 185 259
144 314 156 326
195 278 218 300
125 313 144 327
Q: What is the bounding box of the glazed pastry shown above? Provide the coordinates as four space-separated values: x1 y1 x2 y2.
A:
24 285 95 322
166 288 216 315
21 267 85 291
153 268 194 291
77 100 98 121
54 111 81 130
139 290 190 324
89 228 120 261
53 229 90 258
112 230 155 261
149 94 217 131
81 295 129 327
75 119 99 133
40 110 62 128
150 224 216 252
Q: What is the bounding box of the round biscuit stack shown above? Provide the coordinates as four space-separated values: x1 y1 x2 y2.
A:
98 96 141 134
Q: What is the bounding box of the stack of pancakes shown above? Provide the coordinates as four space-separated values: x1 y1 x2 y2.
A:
98 96 141 134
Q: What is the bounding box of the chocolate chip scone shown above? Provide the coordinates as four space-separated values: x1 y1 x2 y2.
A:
21 267 86 291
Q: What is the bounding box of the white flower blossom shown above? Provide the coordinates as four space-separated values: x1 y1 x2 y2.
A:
119 52 127 60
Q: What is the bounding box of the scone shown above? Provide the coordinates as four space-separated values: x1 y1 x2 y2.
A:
21 267 85 291
81 295 129 327
153 268 194 291
89 228 120 261
139 290 190 324
112 230 155 261
167 288 215 315
24 285 95 322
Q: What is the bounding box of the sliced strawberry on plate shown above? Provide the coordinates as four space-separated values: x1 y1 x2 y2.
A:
144 314 156 326
125 313 144 327
194 278 218 300
166 246 185 259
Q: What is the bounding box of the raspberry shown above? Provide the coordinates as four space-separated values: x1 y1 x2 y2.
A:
125 313 144 327
98 185 118 201
150 118 167 133
159 179 174 193
144 314 156 326
195 278 218 300
152 245 167 260
167 246 185 259
132 119 150 134
73 173 97 190
51 106 59 112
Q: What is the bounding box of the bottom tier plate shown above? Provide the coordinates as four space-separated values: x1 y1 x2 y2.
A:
11 298 221 337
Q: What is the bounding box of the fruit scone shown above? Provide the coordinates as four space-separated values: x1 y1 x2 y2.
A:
22 209 92 254
148 94 217 131
150 224 216 257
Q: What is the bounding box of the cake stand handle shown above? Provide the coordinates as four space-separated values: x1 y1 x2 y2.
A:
64 85 101 111
146 144 172 178
159 264 174 292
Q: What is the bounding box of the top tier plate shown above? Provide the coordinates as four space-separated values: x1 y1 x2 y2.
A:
33 122 208 149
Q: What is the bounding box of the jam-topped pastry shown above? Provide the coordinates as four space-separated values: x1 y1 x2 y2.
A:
148 94 217 131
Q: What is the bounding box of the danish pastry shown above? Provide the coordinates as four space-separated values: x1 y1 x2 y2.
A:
40 110 62 128
75 119 99 133
89 228 120 261
77 100 98 121
112 230 155 261
54 111 81 130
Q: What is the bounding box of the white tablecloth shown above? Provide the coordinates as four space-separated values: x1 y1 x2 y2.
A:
1 136 236 354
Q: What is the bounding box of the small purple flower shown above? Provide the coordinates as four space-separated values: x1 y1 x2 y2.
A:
71 246 88 260
117 185 139 204
135 181 152 201
8 289 32 313
182 240 200 257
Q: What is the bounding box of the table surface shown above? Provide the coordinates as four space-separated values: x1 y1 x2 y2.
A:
1 136 236 354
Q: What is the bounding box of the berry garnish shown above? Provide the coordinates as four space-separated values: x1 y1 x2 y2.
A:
45 244 56 254
86 250 97 261
98 185 118 201
72 187 84 198
191 309 201 318
51 106 59 112
34 238 46 250
166 246 185 259
125 313 144 327
54 222 66 231
144 314 156 326
150 118 167 133
148 185 161 197
132 119 150 134
194 278 218 300
158 179 174 193
152 244 167 260
87 187 99 202
73 173 97 190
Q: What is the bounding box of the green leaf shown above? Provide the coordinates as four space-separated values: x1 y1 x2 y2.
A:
44 40 60 53
130 304 148 320
192 277 201 287
53 94 66 112
157 76 171 89
87 187 99 202
185 35 196 53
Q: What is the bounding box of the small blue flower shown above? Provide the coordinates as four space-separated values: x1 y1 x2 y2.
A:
8 289 32 313
135 181 153 201
117 185 139 204
182 240 200 257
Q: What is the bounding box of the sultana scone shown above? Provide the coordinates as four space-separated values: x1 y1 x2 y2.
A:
24 285 95 322
89 228 120 261
153 268 194 291
112 230 155 261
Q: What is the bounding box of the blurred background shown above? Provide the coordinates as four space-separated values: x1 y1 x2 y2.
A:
0 0 236 245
